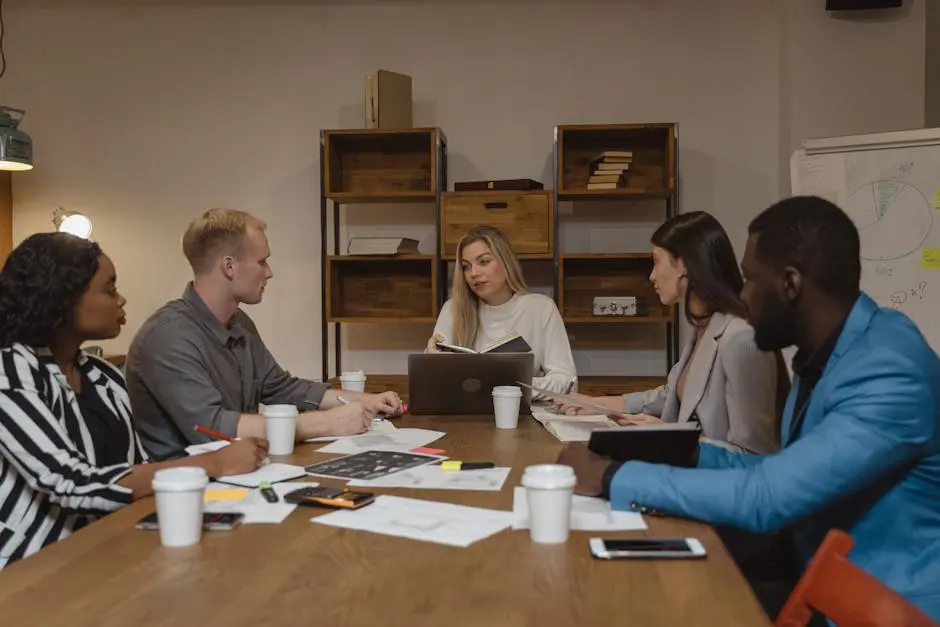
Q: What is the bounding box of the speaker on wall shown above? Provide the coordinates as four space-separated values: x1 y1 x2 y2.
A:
826 0 902 9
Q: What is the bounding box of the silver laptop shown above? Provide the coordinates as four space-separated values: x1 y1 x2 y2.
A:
407 353 535 415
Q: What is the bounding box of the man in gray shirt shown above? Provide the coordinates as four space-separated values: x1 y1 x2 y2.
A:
126 207 402 459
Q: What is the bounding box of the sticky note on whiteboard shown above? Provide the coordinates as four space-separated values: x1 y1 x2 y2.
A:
934 189 940 209
922 248 940 270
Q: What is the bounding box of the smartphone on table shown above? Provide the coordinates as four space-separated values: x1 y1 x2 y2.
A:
589 537 707 559
135 512 244 531
283 486 375 510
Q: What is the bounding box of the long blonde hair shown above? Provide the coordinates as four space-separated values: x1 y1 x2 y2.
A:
451 225 530 348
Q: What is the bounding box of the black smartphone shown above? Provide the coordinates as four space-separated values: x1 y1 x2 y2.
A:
283 486 375 509
135 512 244 531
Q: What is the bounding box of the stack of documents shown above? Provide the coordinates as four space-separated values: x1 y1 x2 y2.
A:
530 407 618 442
305 419 398 443
312 495 516 547
315 428 445 455
347 464 511 491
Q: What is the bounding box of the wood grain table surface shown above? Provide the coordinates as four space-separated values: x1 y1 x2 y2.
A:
0 414 771 627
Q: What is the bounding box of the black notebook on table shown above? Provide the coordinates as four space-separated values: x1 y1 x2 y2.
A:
588 422 702 467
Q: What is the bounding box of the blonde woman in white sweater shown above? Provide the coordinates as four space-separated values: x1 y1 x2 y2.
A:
425 225 577 397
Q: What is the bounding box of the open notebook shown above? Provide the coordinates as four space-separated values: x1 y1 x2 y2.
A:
436 332 532 355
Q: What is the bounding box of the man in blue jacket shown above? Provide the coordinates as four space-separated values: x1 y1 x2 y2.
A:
559 195 940 621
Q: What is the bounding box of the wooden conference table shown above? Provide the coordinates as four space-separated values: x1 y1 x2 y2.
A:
0 414 772 626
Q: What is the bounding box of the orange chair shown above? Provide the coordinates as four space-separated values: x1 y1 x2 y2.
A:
775 529 938 627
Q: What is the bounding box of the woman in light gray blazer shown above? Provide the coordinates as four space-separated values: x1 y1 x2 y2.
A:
563 212 790 454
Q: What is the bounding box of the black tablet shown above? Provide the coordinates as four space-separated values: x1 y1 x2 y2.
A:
588 423 702 467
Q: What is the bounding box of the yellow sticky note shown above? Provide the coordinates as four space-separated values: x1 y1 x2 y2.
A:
204 488 250 502
921 248 940 270
934 189 940 209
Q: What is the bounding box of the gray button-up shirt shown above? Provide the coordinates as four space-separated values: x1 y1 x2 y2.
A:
126 283 330 459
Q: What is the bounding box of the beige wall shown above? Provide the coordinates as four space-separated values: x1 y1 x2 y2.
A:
927 0 940 128
2 0 926 381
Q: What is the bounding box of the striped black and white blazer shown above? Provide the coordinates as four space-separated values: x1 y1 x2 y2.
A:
0 343 148 569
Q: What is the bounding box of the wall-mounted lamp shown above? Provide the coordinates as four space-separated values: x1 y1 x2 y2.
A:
52 208 93 239
0 106 32 172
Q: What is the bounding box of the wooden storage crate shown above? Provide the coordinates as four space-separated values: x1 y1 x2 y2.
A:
324 128 439 202
440 190 553 258
556 123 676 200
559 254 674 323
326 255 437 322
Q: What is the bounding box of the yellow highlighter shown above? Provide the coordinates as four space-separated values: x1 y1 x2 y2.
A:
440 461 495 472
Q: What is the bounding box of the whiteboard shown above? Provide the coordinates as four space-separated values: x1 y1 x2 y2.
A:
790 127 940 354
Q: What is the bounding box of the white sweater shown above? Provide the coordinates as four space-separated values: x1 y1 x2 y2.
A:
432 292 578 396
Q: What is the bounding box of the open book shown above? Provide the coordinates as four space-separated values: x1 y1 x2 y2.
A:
436 332 532 354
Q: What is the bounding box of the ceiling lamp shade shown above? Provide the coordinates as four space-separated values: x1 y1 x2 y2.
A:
52 208 93 239
0 106 32 172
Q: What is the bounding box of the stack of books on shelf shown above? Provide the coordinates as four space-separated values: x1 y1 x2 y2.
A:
586 151 633 191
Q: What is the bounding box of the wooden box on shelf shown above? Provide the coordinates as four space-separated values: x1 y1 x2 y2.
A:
323 128 440 203
326 254 438 323
440 190 554 259
558 254 673 323
556 123 676 200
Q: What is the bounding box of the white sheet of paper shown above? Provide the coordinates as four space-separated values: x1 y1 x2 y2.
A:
312 494 515 548
316 428 445 455
511 487 647 531
347 465 511 491
214 462 307 488
305 419 398 443
204 481 319 524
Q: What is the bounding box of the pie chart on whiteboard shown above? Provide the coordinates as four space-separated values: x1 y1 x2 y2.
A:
843 181 933 262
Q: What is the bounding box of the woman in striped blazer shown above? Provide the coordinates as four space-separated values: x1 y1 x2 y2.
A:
0 233 268 569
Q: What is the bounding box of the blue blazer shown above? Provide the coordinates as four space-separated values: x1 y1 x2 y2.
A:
609 293 940 620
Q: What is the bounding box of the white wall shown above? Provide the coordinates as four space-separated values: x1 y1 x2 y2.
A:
1 0 925 381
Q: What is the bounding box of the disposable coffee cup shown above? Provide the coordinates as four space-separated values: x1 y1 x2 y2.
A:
521 464 576 544
262 404 298 455
151 467 209 548
492 385 523 429
339 370 367 393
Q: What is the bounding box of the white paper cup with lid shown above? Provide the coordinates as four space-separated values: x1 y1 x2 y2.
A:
151 466 209 547
339 370 367 393
262 403 298 455
492 385 523 429
522 464 577 544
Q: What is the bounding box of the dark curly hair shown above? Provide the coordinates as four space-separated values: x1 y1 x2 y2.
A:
0 232 102 348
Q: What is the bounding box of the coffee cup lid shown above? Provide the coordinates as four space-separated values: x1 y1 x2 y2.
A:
262 403 299 417
492 385 522 396
521 464 576 490
152 466 209 492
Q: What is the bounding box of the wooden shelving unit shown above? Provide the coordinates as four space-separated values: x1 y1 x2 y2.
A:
318 123 679 396
319 127 447 381
553 123 681 392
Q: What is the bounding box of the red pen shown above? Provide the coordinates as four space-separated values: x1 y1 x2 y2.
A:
194 425 234 442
